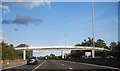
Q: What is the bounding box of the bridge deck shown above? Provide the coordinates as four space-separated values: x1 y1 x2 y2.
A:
15 46 110 51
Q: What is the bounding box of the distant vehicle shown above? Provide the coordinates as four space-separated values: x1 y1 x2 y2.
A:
45 57 48 60
105 55 115 59
27 56 38 65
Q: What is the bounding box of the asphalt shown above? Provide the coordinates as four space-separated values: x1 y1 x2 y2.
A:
2 60 120 71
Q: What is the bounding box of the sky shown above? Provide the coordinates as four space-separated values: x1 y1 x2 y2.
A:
1 2 118 56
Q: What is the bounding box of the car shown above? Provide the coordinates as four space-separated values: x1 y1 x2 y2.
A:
27 56 38 65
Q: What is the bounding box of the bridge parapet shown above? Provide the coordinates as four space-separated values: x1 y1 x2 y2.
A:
15 46 110 51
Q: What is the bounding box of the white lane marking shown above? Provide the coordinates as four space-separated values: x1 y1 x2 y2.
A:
64 60 120 70
69 67 73 70
62 64 64 66
32 61 46 71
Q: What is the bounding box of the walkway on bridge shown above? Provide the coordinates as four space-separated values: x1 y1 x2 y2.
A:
15 46 110 60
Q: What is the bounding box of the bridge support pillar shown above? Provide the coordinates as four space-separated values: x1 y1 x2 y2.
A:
61 50 64 59
23 50 26 60
92 50 95 58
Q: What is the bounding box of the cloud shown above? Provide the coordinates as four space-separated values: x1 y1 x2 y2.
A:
2 15 43 25
0 4 10 13
17 2 51 9
1 0 51 14
14 28 18 31
14 0 51 9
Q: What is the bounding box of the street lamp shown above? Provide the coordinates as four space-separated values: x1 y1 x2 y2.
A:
92 0 95 58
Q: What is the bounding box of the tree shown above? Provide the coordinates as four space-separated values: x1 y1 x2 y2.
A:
109 42 120 58
49 54 57 59
1 42 33 60
50 54 55 57
109 42 117 51
1 41 16 60
71 37 108 58
70 50 84 58
96 39 107 48
75 37 93 47
75 43 81 46
10 44 14 47
16 44 29 47
16 44 33 58
118 42 120 52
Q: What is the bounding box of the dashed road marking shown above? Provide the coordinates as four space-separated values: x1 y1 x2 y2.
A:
62 64 64 66
69 67 73 70
32 61 46 71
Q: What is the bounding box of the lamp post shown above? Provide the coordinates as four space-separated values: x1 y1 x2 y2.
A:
92 0 95 58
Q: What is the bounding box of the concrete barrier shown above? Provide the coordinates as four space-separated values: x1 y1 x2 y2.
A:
2 60 26 69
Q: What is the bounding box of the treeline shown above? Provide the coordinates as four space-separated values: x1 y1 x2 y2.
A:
1 37 120 60
40 54 59 59
69 37 120 58
1 41 33 60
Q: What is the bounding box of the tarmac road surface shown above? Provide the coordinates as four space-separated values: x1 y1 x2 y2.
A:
2 60 120 71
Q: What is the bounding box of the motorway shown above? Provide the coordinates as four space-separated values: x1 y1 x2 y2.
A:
2 60 120 71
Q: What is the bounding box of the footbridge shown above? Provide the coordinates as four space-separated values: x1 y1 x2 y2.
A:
15 46 110 60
